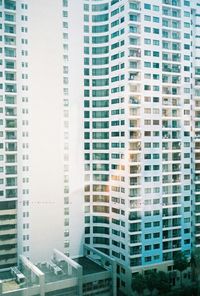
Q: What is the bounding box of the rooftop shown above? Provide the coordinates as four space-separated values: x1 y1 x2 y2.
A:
0 270 20 293
74 256 106 275
0 270 13 281
0 250 109 293
37 260 76 283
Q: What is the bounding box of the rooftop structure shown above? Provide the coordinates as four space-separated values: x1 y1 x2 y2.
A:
0 246 116 296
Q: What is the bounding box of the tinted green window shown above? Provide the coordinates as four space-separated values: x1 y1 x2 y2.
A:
92 100 109 108
92 90 109 97
93 111 109 118
92 68 109 76
93 132 109 139
92 79 109 86
92 46 109 54
93 143 109 150
92 3 109 12
92 35 109 44
92 14 109 22
92 57 109 65
92 24 108 33
144 3 151 9
92 121 109 128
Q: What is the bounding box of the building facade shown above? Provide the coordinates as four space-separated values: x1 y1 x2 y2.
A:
2 0 200 295
0 246 116 296
0 0 85 267
83 0 198 294
0 0 30 269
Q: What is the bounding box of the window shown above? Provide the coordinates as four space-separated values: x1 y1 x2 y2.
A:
92 3 109 12
144 62 151 68
153 51 160 57
153 17 159 23
92 14 109 22
144 3 151 10
5 0 16 10
144 39 151 45
153 5 159 11
153 62 159 68
144 27 151 33
153 40 159 45
144 50 151 56
144 15 151 21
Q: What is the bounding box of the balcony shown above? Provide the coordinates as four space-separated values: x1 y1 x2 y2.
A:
5 36 16 46
129 72 141 81
129 48 141 58
5 166 17 175
6 131 17 140
130 200 141 209
6 119 17 128
130 239 141 244
5 107 16 116
172 131 180 139
5 73 16 81
162 87 180 95
129 61 140 70
172 77 180 84
129 25 141 34
5 84 17 93
172 142 181 150
5 0 16 11
129 154 141 163
129 36 140 46
129 212 141 221
129 84 141 93
163 121 171 128
130 119 140 128
129 142 141 151
5 61 16 70
5 143 17 152
129 14 141 23
129 223 141 233
130 109 140 116
173 165 181 172
130 177 141 185
129 96 140 105
130 2 141 11
130 247 142 256
130 131 141 139
6 155 17 163
5 48 16 58
163 0 181 6
6 177 17 186
162 131 171 139
130 165 141 174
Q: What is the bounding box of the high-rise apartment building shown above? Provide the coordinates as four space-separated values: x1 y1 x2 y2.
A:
0 0 30 269
2 0 200 295
193 1 200 251
82 0 199 294
0 0 85 268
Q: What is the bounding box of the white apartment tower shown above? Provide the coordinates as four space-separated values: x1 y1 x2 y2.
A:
193 1 200 250
83 0 198 294
0 0 85 268
20 0 84 262
0 0 30 269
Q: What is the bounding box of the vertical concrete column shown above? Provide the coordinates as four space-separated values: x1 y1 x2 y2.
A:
77 266 83 296
39 274 45 296
0 281 2 296
112 261 117 296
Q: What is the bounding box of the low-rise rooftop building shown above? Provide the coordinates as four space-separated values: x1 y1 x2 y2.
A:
0 245 116 296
